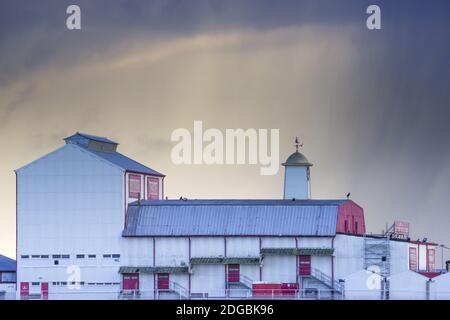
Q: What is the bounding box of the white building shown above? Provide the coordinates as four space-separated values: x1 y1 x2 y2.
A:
15 133 443 299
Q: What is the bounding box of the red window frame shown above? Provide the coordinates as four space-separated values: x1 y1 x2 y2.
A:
128 174 141 199
147 177 159 200
227 264 240 283
157 273 169 290
409 247 417 271
427 248 435 272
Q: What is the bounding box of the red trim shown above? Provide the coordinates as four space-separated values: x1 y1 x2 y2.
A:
331 237 335 285
295 237 299 282
224 237 227 291
259 237 262 281
188 237 191 297
418 244 421 271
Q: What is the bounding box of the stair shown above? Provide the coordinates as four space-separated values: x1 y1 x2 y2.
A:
227 274 253 298
168 281 189 299
299 268 344 299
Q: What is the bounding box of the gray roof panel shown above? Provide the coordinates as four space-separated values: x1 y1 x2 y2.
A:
123 200 346 237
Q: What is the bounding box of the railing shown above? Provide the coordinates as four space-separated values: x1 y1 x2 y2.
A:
310 268 344 293
5 288 450 300
169 281 189 299
239 274 253 289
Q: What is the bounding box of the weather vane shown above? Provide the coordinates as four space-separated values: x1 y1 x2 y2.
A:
294 137 303 152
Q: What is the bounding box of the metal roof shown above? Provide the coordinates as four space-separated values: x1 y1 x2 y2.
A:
119 266 189 274
123 199 348 237
190 257 261 265
0 254 16 272
260 247 334 256
87 149 164 176
67 132 118 145
64 132 164 176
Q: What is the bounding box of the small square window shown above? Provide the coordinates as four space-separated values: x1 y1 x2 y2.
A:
54 260 59 265
76 254 85 259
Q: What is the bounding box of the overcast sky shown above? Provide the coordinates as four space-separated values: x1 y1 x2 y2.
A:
1 0 450 263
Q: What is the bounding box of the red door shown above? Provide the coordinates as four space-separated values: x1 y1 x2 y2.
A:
298 255 311 276
20 282 29 299
41 282 49 300
157 273 169 290
122 273 139 291
227 264 240 283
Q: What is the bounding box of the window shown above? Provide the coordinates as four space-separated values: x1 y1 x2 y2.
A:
112 254 120 259
344 220 348 233
41 255 49 259
54 260 59 265
31 282 40 286
103 254 112 258
88 254 96 259
31 255 40 259
76 254 85 259
409 247 417 271
129 174 141 198
52 255 61 259
147 177 159 200
61 255 70 259
21 255 29 259
428 249 436 271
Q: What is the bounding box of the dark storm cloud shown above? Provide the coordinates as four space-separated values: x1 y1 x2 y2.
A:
2 0 438 86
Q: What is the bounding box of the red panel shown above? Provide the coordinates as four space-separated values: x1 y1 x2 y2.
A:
20 282 29 298
281 283 298 297
252 283 282 298
336 201 366 235
157 273 169 290
227 264 240 283
409 247 417 271
122 273 139 290
128 174 141 198
298 255 311 276
41 282 49 300
147 177 159 200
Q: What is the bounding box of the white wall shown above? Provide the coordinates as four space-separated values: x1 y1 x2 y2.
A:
155 238 189 266
344 269 382 300
434 272 450 299
389 271 428 300
17 144 126 298
226 238 259 257
191 265 225 297
334 235 364 280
